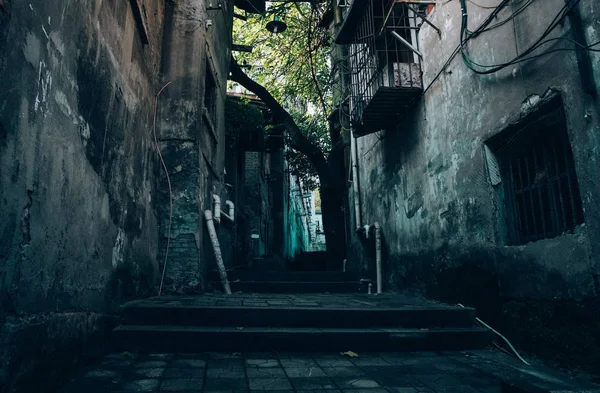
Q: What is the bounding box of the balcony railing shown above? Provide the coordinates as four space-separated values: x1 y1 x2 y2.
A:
346 0 427 136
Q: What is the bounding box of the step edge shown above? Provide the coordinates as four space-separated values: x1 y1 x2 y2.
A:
114 325 491 333
122 304 477 312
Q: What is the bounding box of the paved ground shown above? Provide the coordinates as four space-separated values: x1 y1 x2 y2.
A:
129 293 455 309
57 350 600 393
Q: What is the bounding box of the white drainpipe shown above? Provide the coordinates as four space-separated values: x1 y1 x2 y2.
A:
374 222 382 294
360 222 383 295
213 194 235 223
212 194 222 224
204 209 232 294
352 132 382 291
221 200 235 223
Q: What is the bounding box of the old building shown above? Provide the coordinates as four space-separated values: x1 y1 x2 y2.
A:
328 0 600 373
0 0 241 390
219 92 310 272
2 0 600 392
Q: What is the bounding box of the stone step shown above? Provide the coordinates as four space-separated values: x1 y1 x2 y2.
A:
121 303 478 328
112 325 492 353
207 270 358 283
218 280 361 294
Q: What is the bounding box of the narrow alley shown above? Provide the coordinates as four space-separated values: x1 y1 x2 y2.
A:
1 0 600 392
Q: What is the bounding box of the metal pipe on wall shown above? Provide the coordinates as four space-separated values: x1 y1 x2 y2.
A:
351 134 362 229
212 194 222 224
221 200 235 222
374 222 382 294
204 209 232 294
358 222 383 294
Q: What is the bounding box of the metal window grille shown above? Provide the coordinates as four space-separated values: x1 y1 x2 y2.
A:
496 106 584 245
348 0 423 126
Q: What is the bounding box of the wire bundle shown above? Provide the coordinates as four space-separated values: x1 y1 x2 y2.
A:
459 0 600 75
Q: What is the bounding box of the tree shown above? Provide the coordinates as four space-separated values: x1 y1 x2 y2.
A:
230 3 347 265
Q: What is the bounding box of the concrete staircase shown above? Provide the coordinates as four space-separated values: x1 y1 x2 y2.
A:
207 269 361 294
112 293 492 353
289 251 330 271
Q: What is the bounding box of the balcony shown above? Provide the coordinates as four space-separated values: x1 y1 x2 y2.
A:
336 0 433 137
355 62 422 136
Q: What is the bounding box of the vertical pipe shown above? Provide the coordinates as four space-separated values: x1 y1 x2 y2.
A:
225 200 235 219
213 194 222 224
563 0 597 97
205 210 232 294
563 141 578 228
374 222 382 294
351 134 362 229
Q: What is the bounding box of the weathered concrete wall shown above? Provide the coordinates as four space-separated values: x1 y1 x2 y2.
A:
157 0 234 292
0 0 165 391
347 0 600 372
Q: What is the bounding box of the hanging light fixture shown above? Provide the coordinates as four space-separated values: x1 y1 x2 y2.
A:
266 15 287 34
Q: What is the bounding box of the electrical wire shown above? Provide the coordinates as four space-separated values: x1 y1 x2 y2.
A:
475 0 534 33
154 81 173 297
457 304 531 365
425 0 595 93
467 0 505 9
459 0 595 74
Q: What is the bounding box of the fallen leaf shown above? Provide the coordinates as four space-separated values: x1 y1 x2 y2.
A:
340 351 359 358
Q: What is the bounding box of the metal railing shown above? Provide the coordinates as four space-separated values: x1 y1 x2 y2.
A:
348 0 425 125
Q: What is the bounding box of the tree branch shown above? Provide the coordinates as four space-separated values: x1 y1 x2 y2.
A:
229 57 333 187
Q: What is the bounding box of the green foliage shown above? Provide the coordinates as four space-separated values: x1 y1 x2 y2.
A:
232 3 334 188
232 4 332 113
224 97 265 141
285 115 330 191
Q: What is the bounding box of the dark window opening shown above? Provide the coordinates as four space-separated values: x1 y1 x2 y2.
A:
490 100 584 245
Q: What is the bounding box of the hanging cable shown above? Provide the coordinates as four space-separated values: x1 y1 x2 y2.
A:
459 0 597 74
457 304 531 365
424 0 597 94
475 0 534 33
153 81 173 297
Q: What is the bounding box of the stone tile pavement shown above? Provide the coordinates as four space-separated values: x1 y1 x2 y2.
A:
56 350 600 393
129 293 456 310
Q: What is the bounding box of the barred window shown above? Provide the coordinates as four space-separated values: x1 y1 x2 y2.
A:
490 100 584 245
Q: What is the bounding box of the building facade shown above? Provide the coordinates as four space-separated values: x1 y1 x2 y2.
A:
0 0 246 390
307 189 327 252
328 0 600 372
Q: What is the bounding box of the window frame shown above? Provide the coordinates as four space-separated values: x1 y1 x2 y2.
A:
491 101 584 245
